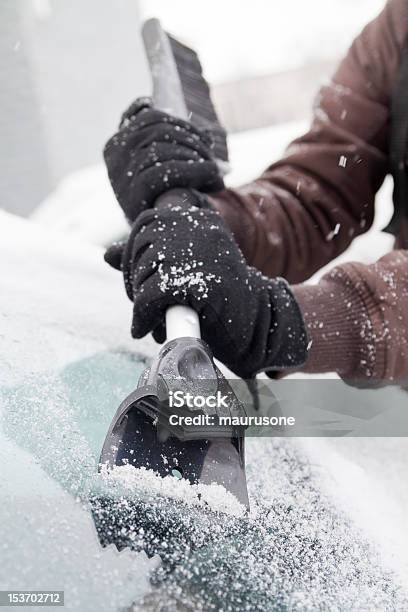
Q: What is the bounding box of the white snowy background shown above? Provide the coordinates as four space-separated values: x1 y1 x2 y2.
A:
1 1 408 610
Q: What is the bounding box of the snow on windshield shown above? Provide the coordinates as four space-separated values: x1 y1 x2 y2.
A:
0 211 157 610
1 210 408 610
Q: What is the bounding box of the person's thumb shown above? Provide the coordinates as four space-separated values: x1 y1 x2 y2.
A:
104 241 126 271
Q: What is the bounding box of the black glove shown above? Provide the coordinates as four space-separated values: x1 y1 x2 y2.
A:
105 191 308 379
103 97 224 222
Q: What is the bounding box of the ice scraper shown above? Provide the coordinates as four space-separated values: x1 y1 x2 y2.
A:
97 19 250 521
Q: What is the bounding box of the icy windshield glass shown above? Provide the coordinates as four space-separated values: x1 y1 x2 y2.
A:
1 213 407 610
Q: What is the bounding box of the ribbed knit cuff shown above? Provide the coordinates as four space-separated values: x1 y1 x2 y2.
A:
292 274 386 380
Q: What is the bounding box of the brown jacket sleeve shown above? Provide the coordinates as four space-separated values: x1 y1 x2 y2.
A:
293 251 408 380
212 0 407 283
211 0 408 380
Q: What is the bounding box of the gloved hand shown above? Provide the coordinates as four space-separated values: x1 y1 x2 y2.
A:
103 97 224 222
105 191 308 379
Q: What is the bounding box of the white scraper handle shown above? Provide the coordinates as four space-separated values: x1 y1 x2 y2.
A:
166 306 200 341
